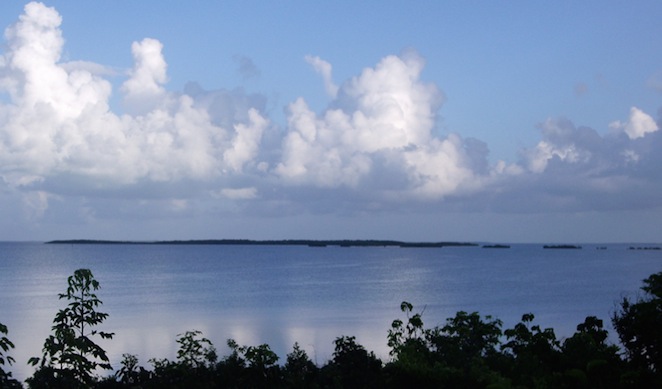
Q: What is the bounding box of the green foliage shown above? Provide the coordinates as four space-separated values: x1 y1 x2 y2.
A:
144 330 218 388
385 303 508 388
501 313 562 388
213 338 248 387
221 338 282 388
175 330 217 369
387 301 426 360
384 302 444 387
112 353 151 386
0 323 16 368
427 311 505 387
9 269 662 388
283 342 318 388
116 353 139 383
612 271 662 386
561 316 622 384
432 311 503 362
321 335 383 388
27 268 114 388
0 322 21 388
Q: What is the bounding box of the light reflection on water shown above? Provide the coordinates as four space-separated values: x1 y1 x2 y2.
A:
1 242 661 382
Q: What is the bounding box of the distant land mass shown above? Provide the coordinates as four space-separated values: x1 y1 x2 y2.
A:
482 244 511 249
543 244 583 249
45 239 479 248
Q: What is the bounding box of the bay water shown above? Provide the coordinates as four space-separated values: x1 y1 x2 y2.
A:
1 242 661 381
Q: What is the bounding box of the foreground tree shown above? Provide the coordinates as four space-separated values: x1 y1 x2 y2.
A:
427 311 506 387
501 313 562 387
321 336 383 388
385 302 507 387
560 316 622 388
12 268 661 387
147 330 218 388
384 302 444 387
28 268 114 388
112 353 150 387
1 322 21 388
283 342 318 388
387 301 427 361
612 271 662 386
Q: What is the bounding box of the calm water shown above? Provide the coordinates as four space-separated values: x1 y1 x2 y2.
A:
1 242 661 381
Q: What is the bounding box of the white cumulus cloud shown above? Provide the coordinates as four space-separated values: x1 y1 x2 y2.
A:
1 2 661 234
0 1 270 190
609 106 658 140
121 38 169 114
277 52 487 199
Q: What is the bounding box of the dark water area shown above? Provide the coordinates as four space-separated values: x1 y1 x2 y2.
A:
1 242 661 381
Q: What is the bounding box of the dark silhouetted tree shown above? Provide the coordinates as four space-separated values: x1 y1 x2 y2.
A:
322 336 383 388
0 322 21 388
613 271 662 386
112 353 150 387
147 330 217 388
283 342 318 388
28 268 114 388
501 313 562 388
384 302 444 388
427 311 505 387
560 316 622 388
387 301 427 360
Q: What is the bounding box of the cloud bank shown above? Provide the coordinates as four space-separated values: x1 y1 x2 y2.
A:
0 2 660 239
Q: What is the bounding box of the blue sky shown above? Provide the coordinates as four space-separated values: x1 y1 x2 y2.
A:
0 1 661 242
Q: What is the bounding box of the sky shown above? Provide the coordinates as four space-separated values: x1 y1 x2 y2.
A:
0 1 661 243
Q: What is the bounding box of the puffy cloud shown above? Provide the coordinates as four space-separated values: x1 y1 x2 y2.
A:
0 1 513 211
275 97 372 187
523 117 617 173
121 38 168 114
0 2 269 191
278 52 487 199
609 106 658 140
1 2 64 102
223 108 268 172
337 52 441 151
1 2 661 234
0 2 115 179
511 112 662 214
305 55 338 98
524 119 593 173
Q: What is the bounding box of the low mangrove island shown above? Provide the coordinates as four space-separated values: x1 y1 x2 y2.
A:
46 239 479 248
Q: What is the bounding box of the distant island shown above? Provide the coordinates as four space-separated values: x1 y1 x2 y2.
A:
543 244 582 249
45 239 480 248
